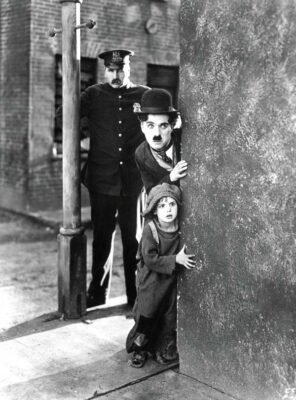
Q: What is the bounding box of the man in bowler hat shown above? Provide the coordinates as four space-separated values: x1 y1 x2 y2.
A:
134 88 188 194
81 49 149 308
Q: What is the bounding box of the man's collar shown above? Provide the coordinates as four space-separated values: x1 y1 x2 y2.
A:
152 140 173 154
124 81 133 89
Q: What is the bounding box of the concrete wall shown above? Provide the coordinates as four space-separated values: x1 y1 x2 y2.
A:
178 1 296 399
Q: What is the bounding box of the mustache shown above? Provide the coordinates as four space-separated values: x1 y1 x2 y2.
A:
153 136 162 141
112 79 122 84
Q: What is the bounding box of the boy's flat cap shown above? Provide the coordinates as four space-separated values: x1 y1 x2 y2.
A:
143 183 182 217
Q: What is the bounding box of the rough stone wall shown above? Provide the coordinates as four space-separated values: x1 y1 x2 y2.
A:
178 1 296 399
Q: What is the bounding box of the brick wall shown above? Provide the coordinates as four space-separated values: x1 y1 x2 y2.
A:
0 0 31 210
27 0 62 211
0 0 180 212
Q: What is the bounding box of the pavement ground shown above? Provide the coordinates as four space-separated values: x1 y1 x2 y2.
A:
0 208 235 400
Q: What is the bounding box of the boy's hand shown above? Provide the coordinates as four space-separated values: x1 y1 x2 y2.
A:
170 160 188 182
176 245 196 270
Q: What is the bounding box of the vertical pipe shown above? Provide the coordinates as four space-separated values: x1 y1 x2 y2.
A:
58 0 86 319
61 0 81 229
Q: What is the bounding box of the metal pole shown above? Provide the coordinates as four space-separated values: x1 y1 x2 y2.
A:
57 0 86 319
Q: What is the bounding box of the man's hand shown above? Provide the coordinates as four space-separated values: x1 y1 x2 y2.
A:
80 138 90 151
176 245 196 269
170 160 188 182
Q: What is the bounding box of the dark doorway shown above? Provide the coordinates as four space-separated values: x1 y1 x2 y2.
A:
147 64 179 107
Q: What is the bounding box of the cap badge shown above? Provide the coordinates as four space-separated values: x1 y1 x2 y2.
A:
133 103 141 113
111 51 123 63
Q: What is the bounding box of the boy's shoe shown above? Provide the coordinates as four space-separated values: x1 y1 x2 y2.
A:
154 352 171 365
128 350 147 368
162 343 178 361
154 343 179 365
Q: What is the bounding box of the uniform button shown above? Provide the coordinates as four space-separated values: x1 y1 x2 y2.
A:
120 161 123 165
118 133 122 137
119 107 122 111
118 120 122 124
118 95 122 99
119 147 122 151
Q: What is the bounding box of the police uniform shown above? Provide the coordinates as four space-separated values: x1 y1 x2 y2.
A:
82 49 149 307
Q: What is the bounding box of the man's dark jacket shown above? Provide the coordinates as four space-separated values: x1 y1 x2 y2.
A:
135 138 180 194
81 82 149 196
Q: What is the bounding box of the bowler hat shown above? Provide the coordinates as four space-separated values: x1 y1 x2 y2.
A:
143 183 182 217
98 49 134 67
134 88 178 115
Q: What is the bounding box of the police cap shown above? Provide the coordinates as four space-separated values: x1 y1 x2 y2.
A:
98 49 134 68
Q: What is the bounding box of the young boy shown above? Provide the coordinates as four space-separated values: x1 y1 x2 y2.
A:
126 183 196 368
134 88 188 194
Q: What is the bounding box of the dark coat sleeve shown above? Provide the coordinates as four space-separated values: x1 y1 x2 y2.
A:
55 89 91 140
80 88 92 119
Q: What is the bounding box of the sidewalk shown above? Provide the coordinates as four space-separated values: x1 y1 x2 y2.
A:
0 299 233 400
0 208 235 400
0 298 173 400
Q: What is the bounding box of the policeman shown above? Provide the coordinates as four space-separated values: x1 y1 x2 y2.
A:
81 49 150 308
